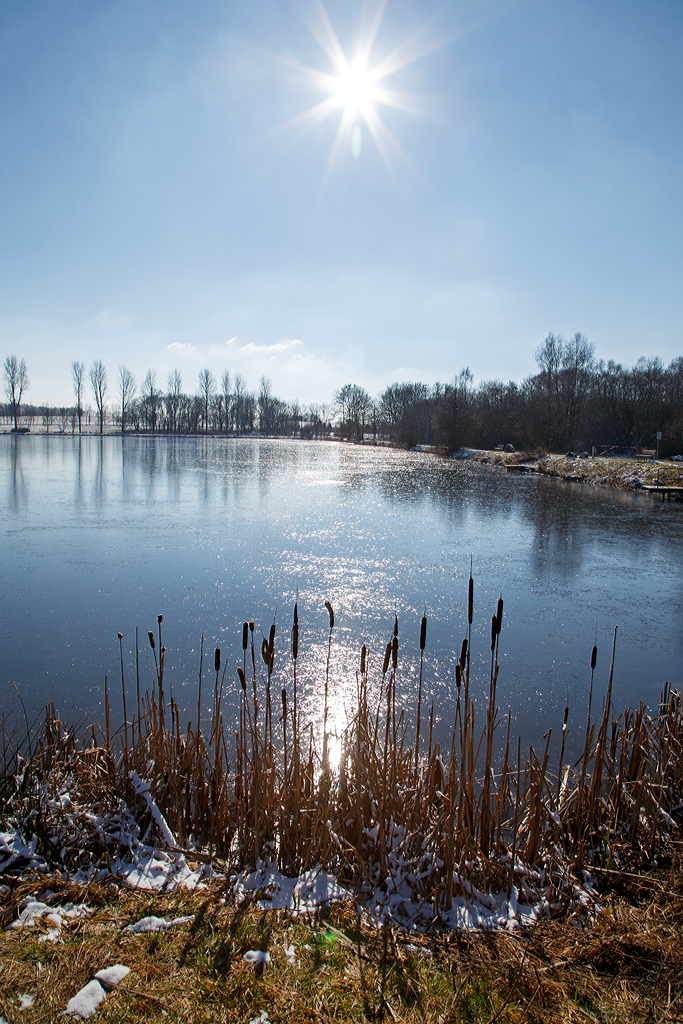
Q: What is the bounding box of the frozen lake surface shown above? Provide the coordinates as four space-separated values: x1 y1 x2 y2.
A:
1 434 681 760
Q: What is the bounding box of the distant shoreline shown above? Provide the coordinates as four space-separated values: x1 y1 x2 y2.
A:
3 428 682 498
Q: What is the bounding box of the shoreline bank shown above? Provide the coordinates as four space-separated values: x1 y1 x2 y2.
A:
456 447 683 497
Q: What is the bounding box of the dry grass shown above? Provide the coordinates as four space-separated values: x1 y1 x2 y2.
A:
2 583 682 917
1 868 683 1022
467 448 683 494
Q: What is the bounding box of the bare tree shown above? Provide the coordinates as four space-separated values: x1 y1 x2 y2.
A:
141 369 162 433
3 355 29 431
198 368 216 432
233 372 246 433
533 333 594 450
42 403 54 433
89 359 107 434
258 375 273 434
166 369 182 433
71 360 85 434
334 383 371 442
435 369 474 453
220 369 231 434
118 365 136 434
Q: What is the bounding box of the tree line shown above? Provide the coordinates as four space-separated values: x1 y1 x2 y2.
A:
3 335 683 455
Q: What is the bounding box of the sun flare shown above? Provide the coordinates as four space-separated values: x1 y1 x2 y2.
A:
333 59 379 120
284 1 441 178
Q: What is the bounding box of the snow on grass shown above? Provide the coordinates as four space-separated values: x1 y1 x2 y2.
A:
6 898 92 942
243 950 271 966
65 965 130 1018
234 862 351 912
124 914 194 934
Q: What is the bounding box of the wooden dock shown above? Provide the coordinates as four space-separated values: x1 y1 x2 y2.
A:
642 484 683 501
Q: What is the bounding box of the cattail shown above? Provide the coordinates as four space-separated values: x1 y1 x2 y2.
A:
360 644 367 674
117 631 123 640
249 620 254 634
455 663 462 689
382 641 391 675
392 635 398 670
292 622 299 661
394 614 398 638
261 637 270 665
282 687 287 717
242 622 249 650
468 576 474 625
419 615 427 651
496 596 504 636
148 631 155 650
591 645 597 670
157 614 163 625
490 614 497 652
294 602 298 626
325 601 334 629
237 666 247 691
460 638 467 669
214 647 220 673
269 622 276 652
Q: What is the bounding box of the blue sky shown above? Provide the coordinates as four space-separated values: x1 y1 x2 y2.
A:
1 0 682 407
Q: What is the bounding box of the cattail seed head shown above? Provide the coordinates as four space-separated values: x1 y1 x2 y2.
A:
394 614 398 639
455 663 462 689
419 615 427 651
242 622 249 651
269 622 276 649
468 577 474 624
591 645 597 670
360 644 367 675
293 602 298 627
148 631 155 650
392 635 398 670
157 614 163 625
496 597 504 636
292 623 299 661
490 615 497 651
214 647 220 673
261 637 270 665
382 641 391 675
281 687 287 715
460 638 467 669
249 621 254 633
237 666 247 691
117 632 123 640
325 600 334 629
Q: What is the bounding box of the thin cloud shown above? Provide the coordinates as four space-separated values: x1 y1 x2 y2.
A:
85 309 130 331
239 339 303 355
166 342 197 353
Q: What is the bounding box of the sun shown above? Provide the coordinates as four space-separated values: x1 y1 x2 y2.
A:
333 59 379 120
283 0 441 179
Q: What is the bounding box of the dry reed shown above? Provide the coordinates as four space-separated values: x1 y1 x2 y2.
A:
2 579 682 926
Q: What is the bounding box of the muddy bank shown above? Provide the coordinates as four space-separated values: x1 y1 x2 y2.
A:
460 448 683 496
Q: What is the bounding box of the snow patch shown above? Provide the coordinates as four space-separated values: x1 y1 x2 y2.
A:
66 965 130 1018
234 862 350 912
124 914 194 934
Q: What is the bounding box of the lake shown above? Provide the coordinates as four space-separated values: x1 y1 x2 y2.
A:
1 434 681 763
